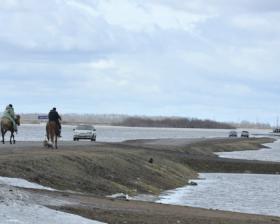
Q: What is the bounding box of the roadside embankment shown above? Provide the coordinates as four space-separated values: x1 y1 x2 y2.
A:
1 137 280 224
0 137 278 196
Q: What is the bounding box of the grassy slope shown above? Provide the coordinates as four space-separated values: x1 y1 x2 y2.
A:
0 138 277 196
0 148 196 195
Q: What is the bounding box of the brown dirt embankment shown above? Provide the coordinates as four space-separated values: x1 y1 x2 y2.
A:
1 137 280 224
0 137 278 196
0 141 196 196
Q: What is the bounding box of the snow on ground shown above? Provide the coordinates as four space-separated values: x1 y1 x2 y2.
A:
0 176 106 224
0 203 105 224
0 176 55 191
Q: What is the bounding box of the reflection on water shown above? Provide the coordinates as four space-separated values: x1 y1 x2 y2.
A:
157 173 280 217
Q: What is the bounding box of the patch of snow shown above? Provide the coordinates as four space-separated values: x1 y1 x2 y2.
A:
0 203 105 224
0 176 107 224
107 193 130 200
0 176 55 191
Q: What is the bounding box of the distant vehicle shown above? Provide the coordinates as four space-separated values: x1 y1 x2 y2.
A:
271 128 280 136
241 131 249 138
73 124 96 141
229 131 238 138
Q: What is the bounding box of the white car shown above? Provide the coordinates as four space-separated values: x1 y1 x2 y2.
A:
73 125 96 141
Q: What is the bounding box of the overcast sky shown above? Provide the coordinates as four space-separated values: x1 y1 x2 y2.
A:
0 0 280 124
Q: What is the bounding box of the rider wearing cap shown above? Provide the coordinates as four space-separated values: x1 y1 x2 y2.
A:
48 107 62 137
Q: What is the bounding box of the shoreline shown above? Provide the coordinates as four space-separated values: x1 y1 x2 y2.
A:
0 137 280 223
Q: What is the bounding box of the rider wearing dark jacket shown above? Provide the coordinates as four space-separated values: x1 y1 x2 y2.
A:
48 107 61 137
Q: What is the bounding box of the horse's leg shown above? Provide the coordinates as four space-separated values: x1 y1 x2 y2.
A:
3 130 7 144
46 130 49 143
55 135 57 149
12 131 16 144
10 131 13 144
50 129 55 149
1 129 4 144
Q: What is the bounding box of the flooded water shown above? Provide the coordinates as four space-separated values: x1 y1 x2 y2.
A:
156 138 280 217
13 124 270 142
216 139 280 162
157 173 280 217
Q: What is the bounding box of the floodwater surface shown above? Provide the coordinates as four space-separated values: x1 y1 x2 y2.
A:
157 173 280 217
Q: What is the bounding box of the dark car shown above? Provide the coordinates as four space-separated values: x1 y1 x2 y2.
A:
73 124 96 141
229 131 238 138
241 131 249 138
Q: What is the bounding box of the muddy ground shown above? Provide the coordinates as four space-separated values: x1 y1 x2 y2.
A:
1 137 280 223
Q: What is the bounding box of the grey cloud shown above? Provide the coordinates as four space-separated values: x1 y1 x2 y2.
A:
0 0 280 123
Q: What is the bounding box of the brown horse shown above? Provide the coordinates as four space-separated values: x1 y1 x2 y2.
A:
1 115 20 144
46 121 59 149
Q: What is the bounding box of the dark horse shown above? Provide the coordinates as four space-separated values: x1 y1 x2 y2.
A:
46 121 59 149
1 115 21 144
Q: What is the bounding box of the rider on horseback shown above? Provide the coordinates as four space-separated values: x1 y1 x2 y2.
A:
3 104 17 133
48 107 62 137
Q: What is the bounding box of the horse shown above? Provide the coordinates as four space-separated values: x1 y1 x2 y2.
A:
1 115 21 144
46 121 59 149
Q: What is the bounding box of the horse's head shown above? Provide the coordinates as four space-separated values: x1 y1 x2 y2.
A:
16 115 21 126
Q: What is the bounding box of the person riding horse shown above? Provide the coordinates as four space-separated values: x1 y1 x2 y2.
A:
48 107 61 137
1 104 20 144
2 104 17 133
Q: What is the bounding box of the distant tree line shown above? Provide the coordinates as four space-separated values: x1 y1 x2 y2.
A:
228 121 271 129
18 113 271 129
19 113 129 125
115 117 235 129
